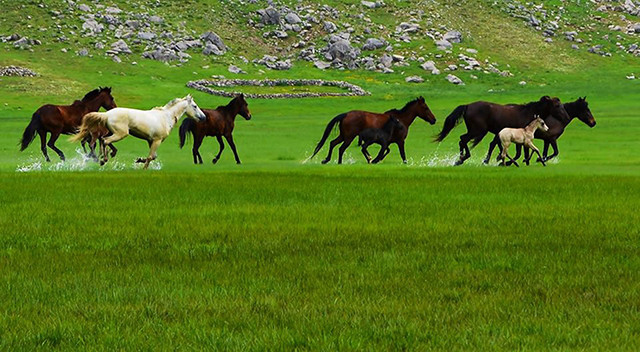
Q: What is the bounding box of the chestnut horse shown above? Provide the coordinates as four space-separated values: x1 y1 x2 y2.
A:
311 97 437 164
178 94 252 164
435 96 570 165
20 87 117 161
483 97 596 165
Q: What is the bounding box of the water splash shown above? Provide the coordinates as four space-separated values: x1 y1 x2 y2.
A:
16 148 163 172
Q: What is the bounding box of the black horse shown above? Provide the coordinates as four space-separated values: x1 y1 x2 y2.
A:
435 96 570 165
358 116 404 163
483 97 596 165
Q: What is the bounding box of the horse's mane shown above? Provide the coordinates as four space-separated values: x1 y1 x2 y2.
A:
81 88 101 102
153 97 184 110
385 98 419 115
217 96 242 112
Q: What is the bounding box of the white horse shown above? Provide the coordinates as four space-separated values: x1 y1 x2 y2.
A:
498 116 549 167
71 95 206 169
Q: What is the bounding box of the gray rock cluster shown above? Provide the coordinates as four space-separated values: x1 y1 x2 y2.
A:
1 34 41 49
254 55 293 70
187 78 370 99
0 65 38 77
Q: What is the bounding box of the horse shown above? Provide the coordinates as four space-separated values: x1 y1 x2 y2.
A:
19 87 117 161
498 116 549 167
178 94 252 164
483 97 596 165
435 96 570 165
357 116 404 164
70 95 206 169
311 97 437 164
82 125 118 161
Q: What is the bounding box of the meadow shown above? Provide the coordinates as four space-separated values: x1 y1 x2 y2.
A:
1 1 640 348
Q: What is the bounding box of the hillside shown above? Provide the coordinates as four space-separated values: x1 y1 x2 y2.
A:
1 0 638 86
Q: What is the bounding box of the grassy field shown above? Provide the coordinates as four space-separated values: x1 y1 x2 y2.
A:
2 0 640 349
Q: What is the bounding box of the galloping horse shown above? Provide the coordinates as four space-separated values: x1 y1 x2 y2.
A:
70 95 206 169
498 116 549 167
483 97 596 165
20 87 117 161
435 96 570 165
179 94 252 164
311 97 437 164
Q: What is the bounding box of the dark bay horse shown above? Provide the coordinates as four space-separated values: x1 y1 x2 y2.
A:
179 94 252 164
311 97 437 164
20 87 117 161
483 97 596 165
435 96 570 165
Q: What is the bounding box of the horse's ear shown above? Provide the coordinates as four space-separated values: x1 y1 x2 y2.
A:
540 96 551 102
418 96 424 102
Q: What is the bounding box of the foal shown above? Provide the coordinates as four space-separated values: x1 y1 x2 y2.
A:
498 116 549 167
358 117 404 163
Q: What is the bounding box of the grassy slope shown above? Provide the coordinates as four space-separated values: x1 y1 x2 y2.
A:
1 0 640 350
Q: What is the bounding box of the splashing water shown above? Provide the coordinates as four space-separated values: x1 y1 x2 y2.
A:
16 148 163 172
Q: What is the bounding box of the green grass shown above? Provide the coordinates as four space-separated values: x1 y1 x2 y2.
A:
1 0 640 350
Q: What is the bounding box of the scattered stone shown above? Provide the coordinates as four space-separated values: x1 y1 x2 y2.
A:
435 39 452 50
446 74 464 85
444 31 463 43
314 61 332 69
285 13 301 24
228 65 246 74
0 65 38 77
257 7 281 25
362 38 385 51
421 60 440 75
405 75 424 83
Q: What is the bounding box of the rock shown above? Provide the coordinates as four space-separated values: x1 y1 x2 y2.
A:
112 55 121 63
143 47 180 62
273 30 288 39
324 21 338 33
82 19 103 34
314 61 331 69
77 48 89 56
257 7 281 25
228 65 246 74
446 74 464 85
361 1 384 9
421 60 440 75
380 53 393 67
466 48 478 54
203 43 224 56
138 32 156 41
105 6 122 14
519 81 527 86
110 39 132 54
255 55 292 70
0 65 38 77
362 38 385 51
572 44 580 50
149 16 164 24
285 12 301 24
77 4 91 12
435 39 452 50
635 23 640 33
201 31 227 52
444 30 463 43
125 20 141 29
627 74 636 80
405 75 424 83
396 22 420 34
325 40 361 64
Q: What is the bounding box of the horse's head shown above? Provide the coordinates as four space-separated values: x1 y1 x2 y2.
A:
99 86 117 110
236 94 252 120
184 95 206 121
415 96 436 125
573 97 596 128
535 116 549 132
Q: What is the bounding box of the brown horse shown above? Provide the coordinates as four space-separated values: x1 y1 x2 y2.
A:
311 97 437 164
20 87 117 161
179 94 252 164
483 97 596 165
435 96 570 165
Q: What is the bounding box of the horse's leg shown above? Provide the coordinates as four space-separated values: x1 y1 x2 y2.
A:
143 140 162 170
499 142 508 166
523 147 531 166
361 142 372 163
544 139 559 162
507 144 523 166
527 141 546 166
322 136 343 164
455 133 472 166
372 142 389 164
539 140 550 162
101 129 128 165
109 143 117 158
337 136 355 165
47 131 65 161
38 130 50 162
225 134 242 164
191 134 204 164
211 136 223 164
484 135 500 164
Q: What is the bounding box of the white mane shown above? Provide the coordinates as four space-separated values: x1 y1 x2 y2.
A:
153 97 185 111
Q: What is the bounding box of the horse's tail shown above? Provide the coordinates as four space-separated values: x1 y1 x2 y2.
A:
178 118 195 149
434 105 467 142
311 113 347 158
69 112 108 143
19 112 41 151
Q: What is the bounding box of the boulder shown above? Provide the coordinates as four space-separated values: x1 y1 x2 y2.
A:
446 74 464 85
201 31 227 52
285 13 301 24
406 75 424 83
444 30 462 43
362 38 385 51
257 7 281 25
435 39 452 50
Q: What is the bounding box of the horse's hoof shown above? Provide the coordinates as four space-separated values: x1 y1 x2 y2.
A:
236 162 242 165
135 158 146 163
483 160 489 165
454 160 464 166
212 158 218 164
100 160 106 166
514 162 520 168
321 160 330 165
